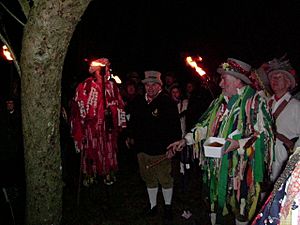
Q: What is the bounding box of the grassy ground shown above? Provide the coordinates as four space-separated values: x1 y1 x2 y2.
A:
61 149 212 225
1 146 228 225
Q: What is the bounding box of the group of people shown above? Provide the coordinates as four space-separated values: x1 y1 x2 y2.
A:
166 56 300 225
69 56 300 225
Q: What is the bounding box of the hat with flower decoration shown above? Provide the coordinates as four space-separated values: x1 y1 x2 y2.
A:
217 58 252 84
250 63 272 95
266 55 297 89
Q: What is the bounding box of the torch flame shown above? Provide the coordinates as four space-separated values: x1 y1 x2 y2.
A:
2 45 13 61
186 56 206 77
111 74 122 84
90 61 106 67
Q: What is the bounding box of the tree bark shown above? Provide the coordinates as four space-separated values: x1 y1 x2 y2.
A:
20 1 92 224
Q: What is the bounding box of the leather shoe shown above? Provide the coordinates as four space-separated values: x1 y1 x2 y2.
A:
144 205 158 217
164 204 173 221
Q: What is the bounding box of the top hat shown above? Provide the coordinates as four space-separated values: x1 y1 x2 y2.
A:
142 71 163 85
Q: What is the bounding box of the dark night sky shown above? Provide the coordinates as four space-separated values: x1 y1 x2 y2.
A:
64 0 300 82
1 0 300 97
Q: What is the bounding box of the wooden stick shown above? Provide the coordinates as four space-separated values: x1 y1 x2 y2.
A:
146 155 168 169
77 149 84 206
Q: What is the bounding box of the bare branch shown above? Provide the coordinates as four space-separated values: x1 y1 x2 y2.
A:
18 0 31 19
0 2 26 26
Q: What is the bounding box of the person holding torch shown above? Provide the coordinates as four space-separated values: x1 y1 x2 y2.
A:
167 58 274 225
70 58 126 186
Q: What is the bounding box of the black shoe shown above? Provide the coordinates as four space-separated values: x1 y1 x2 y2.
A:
164 204 173 221
144 205 158 217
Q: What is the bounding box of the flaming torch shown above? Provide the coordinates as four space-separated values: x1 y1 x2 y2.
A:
0 43 21 77
90 60 106 67
89 60 122 84
185 55 214 98
2 45 13 61
2 45 16 98
186 56 206 77
111 74 122 84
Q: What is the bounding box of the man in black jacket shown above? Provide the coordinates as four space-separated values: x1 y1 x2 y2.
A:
0 98 24 187
127 70 181 222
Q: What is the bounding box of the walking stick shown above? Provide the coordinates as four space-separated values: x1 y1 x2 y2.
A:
2 188 16 225
77 148 84 206
101 65 114 133
145 155 168 169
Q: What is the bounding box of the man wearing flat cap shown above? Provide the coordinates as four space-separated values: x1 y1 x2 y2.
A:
266 56 300 182
167 58 274 225
127 70 181 223
70 58 126 186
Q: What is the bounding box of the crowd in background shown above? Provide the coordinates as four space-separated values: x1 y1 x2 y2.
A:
1 55 300 225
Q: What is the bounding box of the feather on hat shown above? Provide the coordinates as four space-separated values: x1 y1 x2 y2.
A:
266 55 297 89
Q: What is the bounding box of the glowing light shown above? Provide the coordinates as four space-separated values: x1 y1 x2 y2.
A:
111 74 122 84
2 45 13 61
186 56 206 77
90 61 106 67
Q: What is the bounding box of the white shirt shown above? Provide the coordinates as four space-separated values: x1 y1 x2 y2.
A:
269 92 300 151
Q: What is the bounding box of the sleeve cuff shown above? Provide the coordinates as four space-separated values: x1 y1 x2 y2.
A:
184 133 195 145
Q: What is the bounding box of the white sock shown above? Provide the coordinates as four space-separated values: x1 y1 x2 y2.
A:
162 188 173 205
147 187 158 208
180 162 185 174
210 213 216 225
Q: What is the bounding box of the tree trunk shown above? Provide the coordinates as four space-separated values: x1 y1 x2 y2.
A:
20 1 92 224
